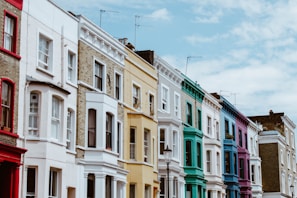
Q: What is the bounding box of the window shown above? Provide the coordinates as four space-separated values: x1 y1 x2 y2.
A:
245 134 248 149
174 93 180 118
232 124 235 141
51 96 61 139
4 12 17 53
49 169 59 198
233 153 237 174
67 51 76 83
159 128 165 155
173 178 178 198
207 116 212 135
106 113 113 150
115 73 122 100
186 103 192 125
106 176 112 198
239 129 242 147
185 140 192 166
160 177 165 198
197 142 201 168
29 92 39 136
206 150 211 173
239 159 244 179
66 109 74 150
225 152 230 173
216 152 220 175
132 84 140 109
197 109 202 130
87 174 95 198
117 122 121 155
172 131 178 158
144 129 150 163
144 185 151 198
186 185 192 198
26 167 36 198
94 61 104 91
149 93 154 116
224 119 229 135
129 184 135 198
1 80 13 131
288 152 291 169
161 85 169 111
216 121 220 140
88 109 96 148
38 34 52 71
130 128 136 159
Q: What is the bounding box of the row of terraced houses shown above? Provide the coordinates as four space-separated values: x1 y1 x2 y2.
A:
1 0 297 198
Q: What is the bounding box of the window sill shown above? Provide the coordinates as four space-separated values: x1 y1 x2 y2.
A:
36 66 54 77
0 47 21 60
0 129 19 138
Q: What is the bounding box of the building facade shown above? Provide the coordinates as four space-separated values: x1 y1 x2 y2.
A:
182 76 206 198
154 54 186 198
247 119 263 198
19 0 79 197
75 15 128 198
0 0 26 197
202 92 226 198
123 45 159 198
249 110 297 198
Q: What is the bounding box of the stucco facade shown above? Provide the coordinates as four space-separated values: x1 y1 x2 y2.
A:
19 0 79 197
202 92 226 198
123 45 159 198
182 76 206 198
154 54 186 198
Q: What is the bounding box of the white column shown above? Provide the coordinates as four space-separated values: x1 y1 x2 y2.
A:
84 173 88 198
112 177 117 198
95 174 106 198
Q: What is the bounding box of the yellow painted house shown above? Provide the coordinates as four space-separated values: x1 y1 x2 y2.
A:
122 46 159 198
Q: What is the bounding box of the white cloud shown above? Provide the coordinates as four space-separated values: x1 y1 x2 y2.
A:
146 8 171 21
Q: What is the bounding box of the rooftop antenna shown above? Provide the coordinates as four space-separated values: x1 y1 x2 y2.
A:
134 15 141 48
185 56 202 75
99 9 119 27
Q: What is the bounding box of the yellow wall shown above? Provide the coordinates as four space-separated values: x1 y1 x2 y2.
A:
123 48 159 198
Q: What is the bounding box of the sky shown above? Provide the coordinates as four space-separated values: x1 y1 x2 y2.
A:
53 0 297 126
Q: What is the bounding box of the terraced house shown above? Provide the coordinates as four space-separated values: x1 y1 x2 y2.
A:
0 0 26 197
182 76 206 198
202 92 226 198
19 0 79 197
154 54 186 198
75 15 128 197
122 43 159 198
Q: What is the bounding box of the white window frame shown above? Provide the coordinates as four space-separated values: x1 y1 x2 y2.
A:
66 108 74 150
144 129 150 163
132 83 141 109
149 92 155 116
172 131 178 159
67 50 76 83
216 152 220 175
26 167 37 198
207 116 212 135
174 92 181 118
216 121 220 140
144 185 151 198
130 127 136 160
161 85 169 112
49 168 60 198
114 72 123 101
106 112 113 150
51 96 61 140
29 92 40 136
94 60 105 91
206 150 211 173
38 33 53 72
159 128 166 155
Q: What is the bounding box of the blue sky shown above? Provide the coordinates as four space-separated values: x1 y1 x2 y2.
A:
53 0 297 125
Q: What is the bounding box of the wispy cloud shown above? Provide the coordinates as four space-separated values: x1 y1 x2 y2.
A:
146 8 171 21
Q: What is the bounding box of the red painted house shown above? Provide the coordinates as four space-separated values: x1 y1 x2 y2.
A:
0 0 26 197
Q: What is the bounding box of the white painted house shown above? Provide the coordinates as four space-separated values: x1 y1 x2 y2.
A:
19 0 79 197
154 55 186 198
202 92 226 198
247 119 263 198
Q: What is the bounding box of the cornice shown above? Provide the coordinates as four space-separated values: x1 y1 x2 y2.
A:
181 76 205 103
